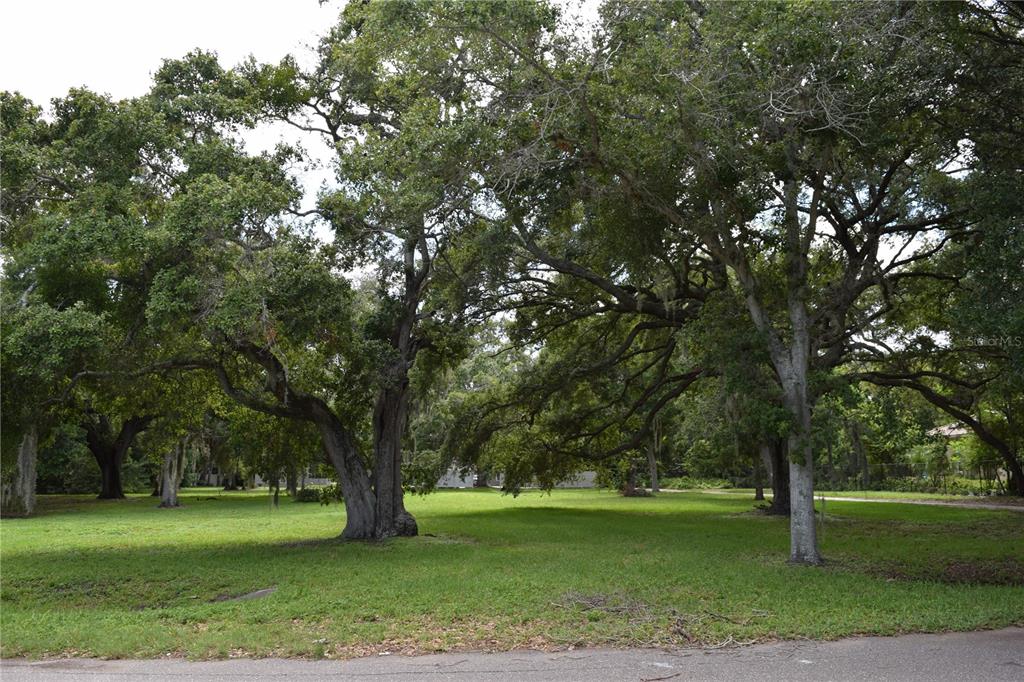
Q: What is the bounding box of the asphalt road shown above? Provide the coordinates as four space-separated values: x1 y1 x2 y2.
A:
3 627 1022 681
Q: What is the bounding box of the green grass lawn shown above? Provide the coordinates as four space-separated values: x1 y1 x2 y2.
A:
708 488 1024 504
1 488 1022 659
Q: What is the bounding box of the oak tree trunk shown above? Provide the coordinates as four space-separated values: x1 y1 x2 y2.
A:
760 439 791 515
771 439 791 515
158 441 184 508
1 426 38 517
368 236 423 539
1009 472 1023 496
372 379 418 538
781 368 821 565
1008 457 1024 497
772 212 821 564
311 404 379 540
83 414 152 499
97 450 125 500
286 467 298 497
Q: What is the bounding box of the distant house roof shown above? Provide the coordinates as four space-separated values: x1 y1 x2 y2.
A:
928 423 970 439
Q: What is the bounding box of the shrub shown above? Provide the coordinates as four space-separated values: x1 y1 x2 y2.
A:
863 476 997 496
317 483 344 506
292 485 344 504
36 429 100 494
292 487 322 503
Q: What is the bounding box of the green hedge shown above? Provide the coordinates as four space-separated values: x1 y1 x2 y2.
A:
292 484 344 504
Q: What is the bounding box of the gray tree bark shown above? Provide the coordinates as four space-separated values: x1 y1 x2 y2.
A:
157 440 185 508
723 174 821 564
779 352 821 565
1 426 38 517
368 235 424 539
311 403 378 540
372 373 418 538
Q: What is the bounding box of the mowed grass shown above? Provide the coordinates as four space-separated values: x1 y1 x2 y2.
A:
710 488 1024 504
1 488 1022 659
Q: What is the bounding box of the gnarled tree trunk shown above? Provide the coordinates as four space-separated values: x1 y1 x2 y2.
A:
83 413 153 499
311 403 378 539
372 376 418 538
367 235 425 539
214 297 423 538
1 426 38 517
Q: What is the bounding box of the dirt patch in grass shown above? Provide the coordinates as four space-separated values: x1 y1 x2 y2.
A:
211 587 277 602
553 591 770 648
557 591 656 619
938 559 1024 585
258 599 772 660
294 613 763 660
331 621 558 659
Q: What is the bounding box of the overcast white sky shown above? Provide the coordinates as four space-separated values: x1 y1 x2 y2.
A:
1 0 340 105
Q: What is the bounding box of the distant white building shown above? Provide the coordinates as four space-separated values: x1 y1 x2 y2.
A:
556 470 598 488
435 467 478 488
928 424 970 439
434 467 598 489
